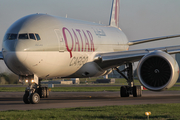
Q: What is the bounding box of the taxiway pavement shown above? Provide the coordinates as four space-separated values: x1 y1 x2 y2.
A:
0 91 180 111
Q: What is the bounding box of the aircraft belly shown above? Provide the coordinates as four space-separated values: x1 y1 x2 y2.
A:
66 61 105 78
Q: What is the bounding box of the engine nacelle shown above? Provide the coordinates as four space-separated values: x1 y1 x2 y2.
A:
137 50 179 91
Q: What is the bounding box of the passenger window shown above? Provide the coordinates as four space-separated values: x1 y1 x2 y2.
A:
19 34 29 39
29 33 36 40
7 34 17 40
35 34 41 40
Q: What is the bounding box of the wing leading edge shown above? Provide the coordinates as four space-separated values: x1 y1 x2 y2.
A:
128 34 180 46
94 45 180 70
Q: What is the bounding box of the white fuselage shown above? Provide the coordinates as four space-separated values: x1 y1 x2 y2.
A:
2 14 129 78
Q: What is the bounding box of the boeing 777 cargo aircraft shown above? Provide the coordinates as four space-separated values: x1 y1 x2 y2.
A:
1 0 180 104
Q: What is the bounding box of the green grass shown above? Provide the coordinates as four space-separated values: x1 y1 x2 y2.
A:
51 86 120 92
1 86 180 92
0 87 26 92
79 78 140 85
0 86 121 92
1 103 180 120
51 86 180 92
52 78 140 85
168 86 180 91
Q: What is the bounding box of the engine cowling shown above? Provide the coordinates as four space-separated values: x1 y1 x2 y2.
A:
137 50 179 91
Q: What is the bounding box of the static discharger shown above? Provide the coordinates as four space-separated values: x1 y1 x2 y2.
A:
145 112 151 120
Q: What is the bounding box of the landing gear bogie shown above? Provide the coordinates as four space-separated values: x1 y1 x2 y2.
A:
120 85 142 97
116 63 142 98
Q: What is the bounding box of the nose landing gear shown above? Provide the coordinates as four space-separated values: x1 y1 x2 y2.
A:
20 75 49 104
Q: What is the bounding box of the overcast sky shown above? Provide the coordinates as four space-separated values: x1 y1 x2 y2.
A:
0 0 180 72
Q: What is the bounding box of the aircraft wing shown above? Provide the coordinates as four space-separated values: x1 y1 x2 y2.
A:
128 34 180 46
0 51 3 60
94 45 180 69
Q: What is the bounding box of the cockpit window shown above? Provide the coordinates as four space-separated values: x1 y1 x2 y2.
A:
17 33 41 41
29 33 36 40
6 34 17 40
35 34 41 40
18 34 29 39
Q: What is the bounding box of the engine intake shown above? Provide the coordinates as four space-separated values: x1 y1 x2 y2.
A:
137 51 179 91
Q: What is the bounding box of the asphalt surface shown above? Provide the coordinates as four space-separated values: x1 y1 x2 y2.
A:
0 91 180 111
1 84 180 87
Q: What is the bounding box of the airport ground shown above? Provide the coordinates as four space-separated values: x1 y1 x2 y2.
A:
1 90 180 111
1 81 180 119
0 91 180 119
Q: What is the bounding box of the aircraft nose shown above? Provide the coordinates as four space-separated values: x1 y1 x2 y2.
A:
2 40 16 52
2 40 29 75
3 40 28 61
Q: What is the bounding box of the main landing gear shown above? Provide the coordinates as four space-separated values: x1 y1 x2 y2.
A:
20 75 49 104
114 63 142 97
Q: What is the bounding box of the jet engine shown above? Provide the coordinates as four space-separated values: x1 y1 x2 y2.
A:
137 50 179 91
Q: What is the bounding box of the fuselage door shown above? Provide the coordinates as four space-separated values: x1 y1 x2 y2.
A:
54 29 65 52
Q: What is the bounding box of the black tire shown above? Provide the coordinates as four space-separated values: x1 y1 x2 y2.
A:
133 86 137 97
37 88 42 98
138 86 142 97
120 86 129 97
125 86 130 97
41 87 46 98
23 91 30 104
45 87 49 98
30 92 40 104
133 86 142 97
